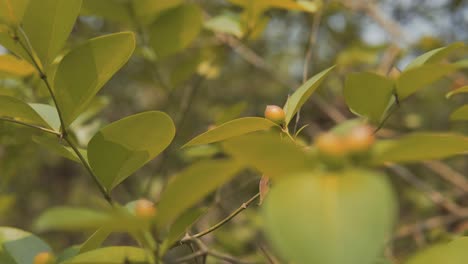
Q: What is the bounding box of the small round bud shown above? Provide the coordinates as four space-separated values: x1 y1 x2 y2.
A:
315 132 346 156
264 105 285 124
344 125 375 152
34 252 55 264
135 199 157 219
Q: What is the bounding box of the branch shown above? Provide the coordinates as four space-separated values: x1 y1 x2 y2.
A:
0 117 61 136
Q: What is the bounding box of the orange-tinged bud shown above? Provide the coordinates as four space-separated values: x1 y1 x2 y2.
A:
345 125 375 152
34 252 55 264
135 199 157 219
315 132 346 156
264 105 285 124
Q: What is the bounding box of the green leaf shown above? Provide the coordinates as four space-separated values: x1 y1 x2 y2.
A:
372 133 468 164
63 247 148 264
22 0 82 69
405 42 465 70
132 0 183 25
156 159 242 229
88 111 175 191
79 228 111 254
160 207 207 254
183 117 278 148
0 25 33 64
396 64 458 99
205 11 243 38
450 105 468 121
81 0 131 23
405 237 468 264
0 95 53 129
33 135 82 163
446 86 468 98
229 0 319 13
148 4 203 59
344 72 395 123
222 132 314 179
54 32 136 127
0 0 29 25
263 169 396 264
0 226 52 264
283 66 335 125
0 54 34 77
29 103 60 131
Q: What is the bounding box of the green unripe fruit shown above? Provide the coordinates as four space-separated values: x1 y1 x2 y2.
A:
264 105 285 124
262 169 397 264
34 252 56 264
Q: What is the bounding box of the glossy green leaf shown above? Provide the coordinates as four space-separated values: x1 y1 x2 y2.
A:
372 133 468 164
0 227 52 264
160 207 206 254
344 72 395 123
54 32 136 127
132 0 183 25
222 132 314 179
63 247 148 264
263 169 396 264
22 0 82 69
156 159 242 229
450 105 468 120
183 117 278 148
0 95 53 129
405 42 465 70
0 54 34 77
29 103 60 131
148 4 203 59
81 0 131 23
79 228 111 254
446 86 468 98
0 0 29 25
0 25 33 64
33 135 82 163
283 66 335 125
88 111 175 191
396 64 458 99
205 12 243 38
406 237 468 264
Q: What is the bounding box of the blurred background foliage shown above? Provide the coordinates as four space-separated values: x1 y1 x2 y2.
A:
0 0 467 262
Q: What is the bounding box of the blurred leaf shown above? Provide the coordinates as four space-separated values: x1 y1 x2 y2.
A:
56 246 80 263
0 95 53 129
396 64 458 99
0 0 29 25
283 66 335 125
79 228 111 254
132 0 183 25
446 86 468 98
33 135 83 163
88 111 175 191
0 226 51 264
63 247 148 264
205 11 243 38
450 105 468 120
405 42 465 70
215 102 248 125
372 133 468 164
70 96 110 129
229 0 320 13
156 159 242 229
344 72 395 123
183 117 278 148
160 207 207 254
0 54 34 77
81 0 131 23
259 175 270 205
263 169 396 264
406 237 468 264
222 132 314 179
29 103 60 131
22 0 82 69
148 4 203 59
54 32 135 127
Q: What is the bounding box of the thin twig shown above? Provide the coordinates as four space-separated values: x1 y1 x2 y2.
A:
182 193 260 242
0 117 61 136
